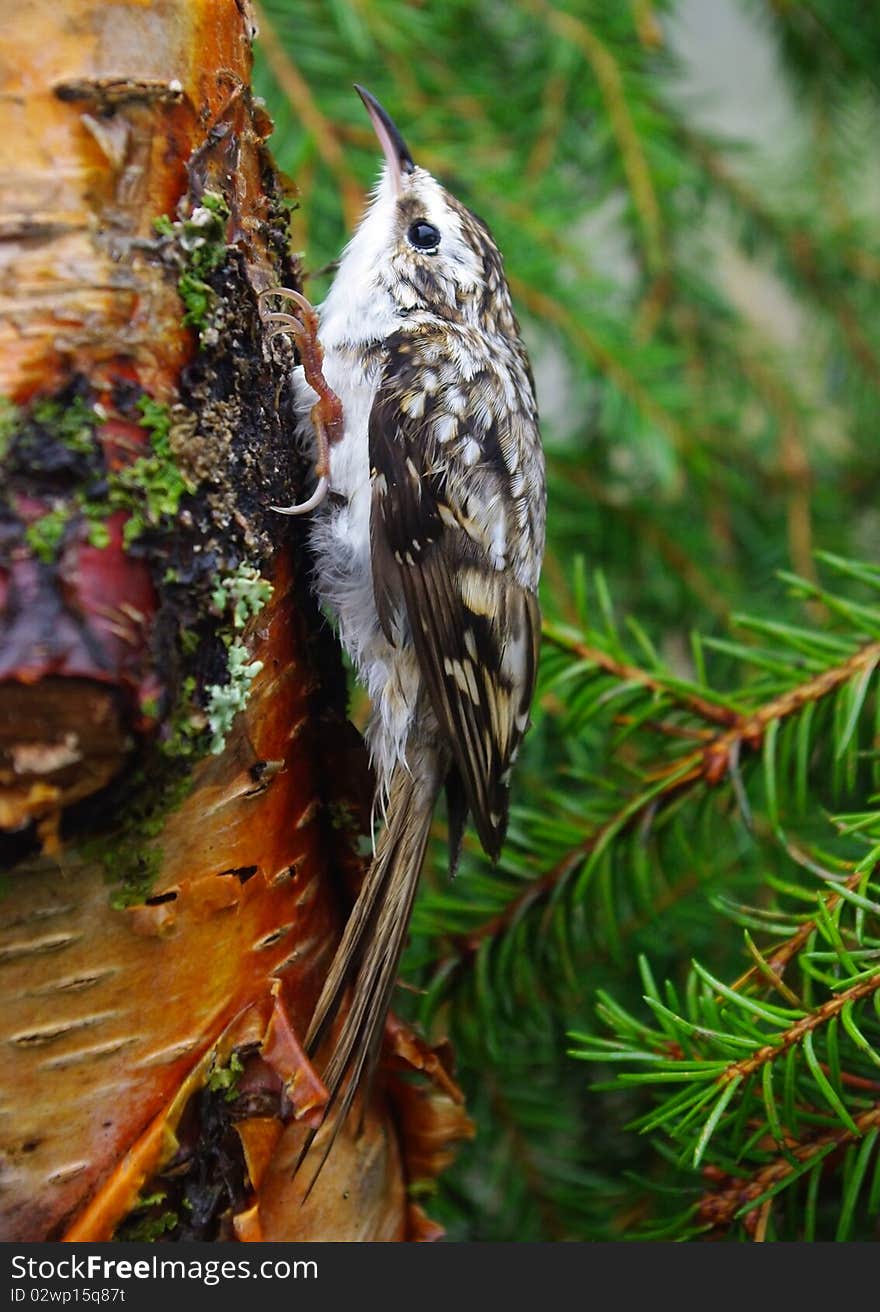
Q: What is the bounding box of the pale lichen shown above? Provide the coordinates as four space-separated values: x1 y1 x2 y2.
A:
211 562 274 630
206 641 264 755
162 564 273 759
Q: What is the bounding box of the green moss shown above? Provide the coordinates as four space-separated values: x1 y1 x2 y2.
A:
136 395 172 443
0 396 19 460
161 613 269 762
200 191 229 219
154 564 272 760
31 395 98 454
160 675 207 759
110 397 193 547
178 271 215 332
12 397 101 561
155 190 231 340
17 393 193 562
151 563 271 763
106 849 164 911
25 506 72 562
114 1191 179 1243
80 763 193 909
205 1050 244 1102
2 391 100 464
200 563 273 755
85 517 111 549
12 387 274 901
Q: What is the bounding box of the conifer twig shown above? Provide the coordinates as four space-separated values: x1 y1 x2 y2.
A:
541 622 741 727
731 869 868 992
718 971 880 1086
453 639 880 959
698 1100 880 1233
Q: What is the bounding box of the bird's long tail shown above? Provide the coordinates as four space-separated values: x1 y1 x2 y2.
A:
297 747 441 1187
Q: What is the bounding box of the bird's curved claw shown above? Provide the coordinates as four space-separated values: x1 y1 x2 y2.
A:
258 286 311 313
270 476 330 517
263 311 305 336
266 324 304 343
260 286 342 520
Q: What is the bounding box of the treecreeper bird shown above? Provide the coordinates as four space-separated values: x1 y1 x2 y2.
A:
260 86 546 1185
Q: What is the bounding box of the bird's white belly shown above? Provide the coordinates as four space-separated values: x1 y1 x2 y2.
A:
304 350 420 791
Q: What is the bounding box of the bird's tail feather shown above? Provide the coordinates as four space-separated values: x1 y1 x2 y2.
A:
297 750 440 1190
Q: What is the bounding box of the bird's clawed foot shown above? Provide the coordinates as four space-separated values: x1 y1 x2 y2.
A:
259 287 344 516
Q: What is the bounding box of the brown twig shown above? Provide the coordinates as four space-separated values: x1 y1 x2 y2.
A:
742 933 803 1007
730 869 867 993
633 0 663 49
752 1198 773 1242
820 1063 880 1095
720 970 880 1086
699 1100 880 1233
613 715 714 743
634 274 672 342
526 63 571 181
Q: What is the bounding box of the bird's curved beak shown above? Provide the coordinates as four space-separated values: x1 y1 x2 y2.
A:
354 84 415 196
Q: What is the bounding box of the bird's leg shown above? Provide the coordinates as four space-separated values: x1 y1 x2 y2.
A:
259 287 344 516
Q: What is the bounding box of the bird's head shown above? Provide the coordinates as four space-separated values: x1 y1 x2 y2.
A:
323 86 516 340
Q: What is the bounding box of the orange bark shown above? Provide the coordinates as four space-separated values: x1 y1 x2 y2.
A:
0 0 469 1242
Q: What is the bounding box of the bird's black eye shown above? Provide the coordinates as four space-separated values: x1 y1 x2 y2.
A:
406 220 441 251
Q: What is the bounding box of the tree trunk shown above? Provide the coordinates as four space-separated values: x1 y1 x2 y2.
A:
0 0 468 1242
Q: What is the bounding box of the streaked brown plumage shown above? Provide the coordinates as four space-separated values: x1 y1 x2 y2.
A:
265 87 545 1186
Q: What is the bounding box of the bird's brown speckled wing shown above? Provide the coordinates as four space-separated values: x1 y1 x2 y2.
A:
369 342 540 860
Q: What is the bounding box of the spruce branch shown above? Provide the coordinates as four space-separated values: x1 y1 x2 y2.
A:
732 870 867 991
698 1103 880 1235
719 969 880 1087
542 621 741 727
448 633 880 963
